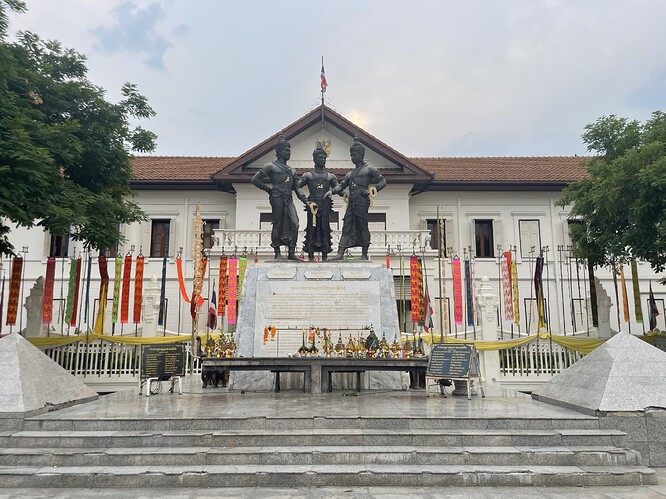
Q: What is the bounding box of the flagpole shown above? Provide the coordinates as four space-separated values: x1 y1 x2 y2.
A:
320 56 325 142
437 206 444 341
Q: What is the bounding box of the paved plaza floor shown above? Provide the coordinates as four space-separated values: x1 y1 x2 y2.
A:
1 376 664 498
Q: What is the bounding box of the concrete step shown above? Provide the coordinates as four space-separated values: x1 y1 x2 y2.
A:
0 428 628 449
0 445 642 467
22 416 601 432
0 463 656 488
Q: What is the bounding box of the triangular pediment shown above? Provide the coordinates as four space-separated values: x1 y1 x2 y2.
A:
212 106 432 186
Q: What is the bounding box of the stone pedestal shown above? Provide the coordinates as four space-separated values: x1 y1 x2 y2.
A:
141 276 161 337
230 261 403 391
24 277 47 338
474 275 502 396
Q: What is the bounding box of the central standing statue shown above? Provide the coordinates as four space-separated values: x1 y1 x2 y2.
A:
332 136 387 260
298 145 339 261
252 135 308 260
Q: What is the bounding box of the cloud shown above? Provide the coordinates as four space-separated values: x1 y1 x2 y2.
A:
92 1 174 69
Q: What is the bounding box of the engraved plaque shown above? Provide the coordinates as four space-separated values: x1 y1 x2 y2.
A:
266 268 296 280
304 271 333 280
341 270 371 280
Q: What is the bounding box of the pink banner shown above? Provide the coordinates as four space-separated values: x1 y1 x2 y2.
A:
502 252 514 321
452 257 463 326
227 257 238 325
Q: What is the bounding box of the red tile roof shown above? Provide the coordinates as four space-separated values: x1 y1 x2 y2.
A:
131 155 589 185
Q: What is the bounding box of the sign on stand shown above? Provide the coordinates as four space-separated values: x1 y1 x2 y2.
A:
139 344 186 397
425 343 485 399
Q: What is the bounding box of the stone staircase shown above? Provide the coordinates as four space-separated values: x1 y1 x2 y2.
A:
0 414 657 488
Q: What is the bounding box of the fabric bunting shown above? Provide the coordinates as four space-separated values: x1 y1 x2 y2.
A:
423 272 434 333
218 257 227 316
208 289 217 330
83 255 92 323
631 259 643 323
534 255 545 331
42 257 56 324
438 219 448 335
410 256 422 323
511 259 520 326
227 257 238 325
502 252 514 321
452 257 463 326
120 255 132 324
69 258 82 327
93 256 109 335
612 262 621 329
64 258 77 326
0 267 5 335
465 259 474 327
649 282 660 331
158 257 167 326
6 256 22 326
175 257 190 303
111 256 122 324
620 264 630 323
133 256 144 324
386 254 391 269
588 264 599 327
238 256 247 301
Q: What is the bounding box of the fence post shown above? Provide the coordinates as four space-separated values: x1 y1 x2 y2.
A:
476 275 503 396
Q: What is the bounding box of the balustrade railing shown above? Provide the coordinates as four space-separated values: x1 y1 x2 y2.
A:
499 341 582 377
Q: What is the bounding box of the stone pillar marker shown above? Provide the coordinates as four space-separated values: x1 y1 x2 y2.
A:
476 275 502 396
24 277 47 338
593 277 613 338
142 275 161 337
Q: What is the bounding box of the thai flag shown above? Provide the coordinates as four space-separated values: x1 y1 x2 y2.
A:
320 62 328 92
208 290 217 330
423 278 434 333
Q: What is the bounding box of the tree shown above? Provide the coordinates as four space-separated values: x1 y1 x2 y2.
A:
0 0 156 255
558 112 666 275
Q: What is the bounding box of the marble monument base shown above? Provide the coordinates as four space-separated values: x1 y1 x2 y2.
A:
230 261 404 392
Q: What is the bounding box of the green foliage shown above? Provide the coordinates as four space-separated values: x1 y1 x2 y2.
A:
558 112 666 274
0 3 156 255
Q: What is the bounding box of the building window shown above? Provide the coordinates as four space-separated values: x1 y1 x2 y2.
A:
49 234 69 258
203 220 219 250
150 219 171 258
426 219 446 252
260 213 273 231
519 220 541 259
475 220 494 258
368 213 386 231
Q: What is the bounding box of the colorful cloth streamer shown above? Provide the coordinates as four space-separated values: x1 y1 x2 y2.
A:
511 259 520 326
6 256 22 326
218 257 227 317
69 258 82 327
534 255 545 331
588 264 598 327
238 256 247 301
452 257 463 326
465 259 474 327
133 256 144 324
620 264 630 323
502 252 514 321
631 259 643 323
83 255 92 323
93 256 109 335
111 256 122 324
158 257 167 326
42 257 56 324
410 256 422 323
175 257 190 303
227 257 238 325
208 289 217 330
64 258 77 326
120 255 132 324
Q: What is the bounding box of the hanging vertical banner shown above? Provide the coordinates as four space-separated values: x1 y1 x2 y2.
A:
133 256 144 324
175 257 190 302
631 259 643 323
227 257 238 325
534 255 545 331
423 274 434 333
417 258 425 322
238 256 247 300
588 264 598 327
158 257 167 326
649 282 660 331
93 256 109 335
0 268 5 336
438 218 448 336
218 257 227 317
111 256 122 324
42 257 56 324
452 257 463 326
620 264 630 323
120 255 132 324
64 258 77 326
208 289 217 330
465 259 474 327
410 256 421 323
5 256 23 326
83 255 92 324
386 254 391 269
612 262 621 330
502 252 514 321
69 258 82 327
470 256 477 326
511 259 520 326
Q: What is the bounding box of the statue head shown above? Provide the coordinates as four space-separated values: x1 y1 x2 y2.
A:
350 135 365 163
313 145 327 167
275 134 291 160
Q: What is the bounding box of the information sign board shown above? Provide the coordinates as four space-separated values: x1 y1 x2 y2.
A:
141 344 186 379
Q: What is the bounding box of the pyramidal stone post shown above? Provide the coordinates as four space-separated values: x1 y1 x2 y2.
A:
0 333 98 426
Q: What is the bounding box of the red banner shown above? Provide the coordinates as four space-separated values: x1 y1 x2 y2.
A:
42 257 56 324
69 258 82 327
227 257 238 325
133 256 144 324
175 257 190 303
452 257 463 326
6 256 22 326
120 255 132 324
410 256 422 323
218 257 227 316
502 251 514 321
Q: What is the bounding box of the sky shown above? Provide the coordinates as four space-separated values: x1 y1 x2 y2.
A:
7 0 666 158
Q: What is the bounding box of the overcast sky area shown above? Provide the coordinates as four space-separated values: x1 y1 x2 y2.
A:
7 0 666 158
